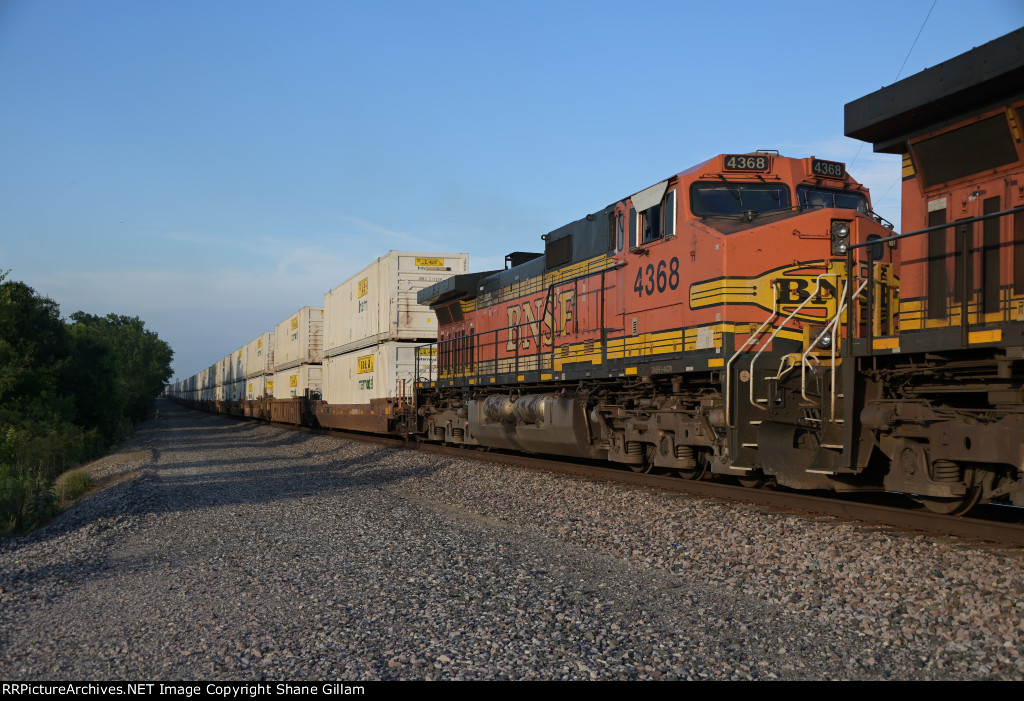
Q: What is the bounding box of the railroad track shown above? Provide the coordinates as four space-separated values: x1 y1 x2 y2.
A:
300 422 1024 549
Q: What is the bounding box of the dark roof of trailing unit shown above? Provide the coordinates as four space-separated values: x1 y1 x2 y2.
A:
417 271 500 306
844 27 1024 153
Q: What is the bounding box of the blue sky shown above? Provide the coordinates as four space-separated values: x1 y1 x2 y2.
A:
1 0 1020 380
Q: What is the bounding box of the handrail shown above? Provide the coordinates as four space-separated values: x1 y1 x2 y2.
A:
800 278 867 417
748 272 836 412
724 284 780 428
845 204 1024 249
846 204 1024 354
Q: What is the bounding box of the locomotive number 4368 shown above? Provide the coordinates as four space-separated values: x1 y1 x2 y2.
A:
634 257 681 297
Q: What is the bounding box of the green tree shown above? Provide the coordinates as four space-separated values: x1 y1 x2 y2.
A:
0 279 78 530
67 312 174 423
0 277 174 532
64 323 127 446
0 279 72 420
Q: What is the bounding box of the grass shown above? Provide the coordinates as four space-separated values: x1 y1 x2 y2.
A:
56 469 95 503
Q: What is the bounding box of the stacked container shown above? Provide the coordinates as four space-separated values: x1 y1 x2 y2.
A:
246 332 275 377
273 365 323 399
274 307 323 370
245 332 275 402
323 251 469 356
317 251 468 431
272 307 323 400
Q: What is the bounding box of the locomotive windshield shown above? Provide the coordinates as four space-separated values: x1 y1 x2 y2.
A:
690 182 790 217
796 186 868 213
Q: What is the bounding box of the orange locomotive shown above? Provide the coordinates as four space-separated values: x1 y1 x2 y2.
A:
417 152 898 492
844 27 1024 514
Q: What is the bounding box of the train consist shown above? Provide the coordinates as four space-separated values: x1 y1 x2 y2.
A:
168 29 1024 515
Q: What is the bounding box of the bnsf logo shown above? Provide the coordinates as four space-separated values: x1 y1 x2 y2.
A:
505 290 576 351
690 263 844 322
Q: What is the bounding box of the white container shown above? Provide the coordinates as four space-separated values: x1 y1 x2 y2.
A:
246 332 275 378
273 365 323 399
231 346 247 382
246 375 271 400
230 379 245 402
201 365 216 391
322 341 436 405
274 307 323 371
216 355 231 387
323 251 468 357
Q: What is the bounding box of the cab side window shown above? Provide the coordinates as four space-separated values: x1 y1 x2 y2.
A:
631 190 676 247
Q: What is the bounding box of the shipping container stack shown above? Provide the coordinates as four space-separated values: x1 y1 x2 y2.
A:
267 306 324 424
244 332 275 415
165 250 470 431
316 251 469 432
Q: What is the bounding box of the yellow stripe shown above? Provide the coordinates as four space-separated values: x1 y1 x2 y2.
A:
902 154 916 179
708 358 725 368
624 367 638 375
873 337 900 349
969 330 1002 344
474 253 618 309
1009 108 1022 142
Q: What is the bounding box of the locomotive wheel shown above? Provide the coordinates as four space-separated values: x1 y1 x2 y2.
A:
677 450 710 480
629 446 670 475
916 466 982 516
737 473 767 489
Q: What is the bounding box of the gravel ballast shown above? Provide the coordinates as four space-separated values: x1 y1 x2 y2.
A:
1 399 1022 680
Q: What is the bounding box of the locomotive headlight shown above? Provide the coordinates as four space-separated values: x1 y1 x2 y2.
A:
831 219 852 255
817 331 833 349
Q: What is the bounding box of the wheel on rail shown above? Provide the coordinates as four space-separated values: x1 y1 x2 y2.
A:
916 464 983 516
675 449 710 480
736 472 768 489
629 461 671 476
625 443 653 473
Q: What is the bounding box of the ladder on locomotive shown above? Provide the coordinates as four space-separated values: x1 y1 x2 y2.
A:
725 262 895 465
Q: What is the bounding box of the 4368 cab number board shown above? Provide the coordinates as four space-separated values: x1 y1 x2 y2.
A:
811 159 846 179
723 154 771 172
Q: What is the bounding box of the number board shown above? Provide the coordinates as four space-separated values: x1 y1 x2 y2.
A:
723 154 771 172
811 159 846 179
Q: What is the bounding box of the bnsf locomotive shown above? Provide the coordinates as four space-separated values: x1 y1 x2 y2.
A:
416 28 1024 515
415 152 899 493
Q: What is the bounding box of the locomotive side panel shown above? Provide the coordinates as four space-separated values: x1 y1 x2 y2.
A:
897 101 1024 340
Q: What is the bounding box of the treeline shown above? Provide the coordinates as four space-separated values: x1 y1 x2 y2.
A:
0 275 173 531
